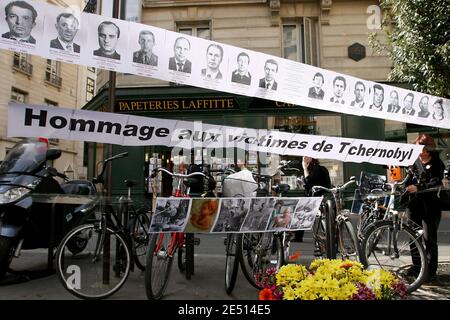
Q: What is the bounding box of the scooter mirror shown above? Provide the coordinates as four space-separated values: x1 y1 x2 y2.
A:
46 148 62 161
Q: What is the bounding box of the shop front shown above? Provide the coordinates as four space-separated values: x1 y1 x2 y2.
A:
83 85 387 201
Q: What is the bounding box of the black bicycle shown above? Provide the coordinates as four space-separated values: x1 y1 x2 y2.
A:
55 152 151 299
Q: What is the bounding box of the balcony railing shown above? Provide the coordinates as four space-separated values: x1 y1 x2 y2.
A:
13 56 33 75
45 71 62 87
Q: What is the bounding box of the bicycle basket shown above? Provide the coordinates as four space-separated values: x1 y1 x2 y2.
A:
222 169 258 197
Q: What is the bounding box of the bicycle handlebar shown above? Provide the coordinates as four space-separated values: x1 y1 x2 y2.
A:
151 167 213 181
94 152 129 185
312 178 355 194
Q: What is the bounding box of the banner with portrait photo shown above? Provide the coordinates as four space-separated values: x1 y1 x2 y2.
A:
1 0 449 130
148 197 323 234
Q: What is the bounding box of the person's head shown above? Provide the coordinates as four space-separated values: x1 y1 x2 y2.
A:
173 37 190 63
373 84 384 107
403 93 414 110
389 90 399 105
419 96 429 112
303 156 319 170
312 72 324 88
354 81 366 101
282 207 291 216
264 59 278 82
97 21 120 55
432 99 444 118
333 76 346 98
206 43 223 70
414 133 437 158
236 52 250 73
4 1 37 39
138 30 155 53
55 13 79 43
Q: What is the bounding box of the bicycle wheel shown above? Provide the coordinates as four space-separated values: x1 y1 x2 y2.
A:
130 211 151 271
238 232 282 289
337 218 363 263
56 223 131 300
224 233 240 294
312 212 327 257
145 232 175 300
361 220 428 293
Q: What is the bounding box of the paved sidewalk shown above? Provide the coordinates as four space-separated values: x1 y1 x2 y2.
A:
409 262 450 300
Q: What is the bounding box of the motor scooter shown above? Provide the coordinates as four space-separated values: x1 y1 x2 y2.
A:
0 138 97 279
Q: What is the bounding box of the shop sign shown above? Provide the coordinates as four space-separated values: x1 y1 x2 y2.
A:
115 98 238 112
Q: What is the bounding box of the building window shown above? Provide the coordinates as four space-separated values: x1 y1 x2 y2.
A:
11 87 28 103
177 22 210 40
282 18 319 66
12 52 33 75
45 99 58 107
45 59 62 87
86 77 95 101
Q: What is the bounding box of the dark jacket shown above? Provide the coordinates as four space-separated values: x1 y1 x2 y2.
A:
2 32 36 44
50 38 80 53
304 164 331 197
168 57 192 73
133 51 158 66
259 78 277 90
93 49 120 60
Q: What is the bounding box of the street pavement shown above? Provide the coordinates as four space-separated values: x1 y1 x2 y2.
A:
0 225 449 300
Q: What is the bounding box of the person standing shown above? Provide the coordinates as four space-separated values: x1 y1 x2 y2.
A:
297 156 331 242
404 133 445 283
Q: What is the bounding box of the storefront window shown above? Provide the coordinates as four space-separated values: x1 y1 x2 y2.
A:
267 115 344 188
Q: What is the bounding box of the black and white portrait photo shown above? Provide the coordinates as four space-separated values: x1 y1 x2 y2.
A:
201 43 224 80
93 21 121 60
50 12 80 53
149 198 190 232
212 198 250 232
432 98 445 121
2 1 37 44
133 30 158 66
259 59 278 90
329 76 346 104
418 96 430 118
231 52 251 85
168 36 192 73
307 72 325 100
387 90 400 113
369 84 384 112
402 93 415 116
240 198 275 232
350 81 366 108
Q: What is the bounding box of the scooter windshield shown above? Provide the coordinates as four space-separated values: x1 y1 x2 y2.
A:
0 140 48 174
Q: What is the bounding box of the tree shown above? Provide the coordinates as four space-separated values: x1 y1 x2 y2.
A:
370 0 450 98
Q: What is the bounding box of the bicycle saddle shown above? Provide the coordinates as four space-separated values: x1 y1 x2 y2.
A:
124 180 137 188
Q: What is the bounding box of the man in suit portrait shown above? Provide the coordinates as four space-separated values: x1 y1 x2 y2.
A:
330 76 346 104
231 52 251 85
402 93 415 116
308 72 324 99
350 81 366 108
168 36 192 73
93 21 121 60
2 1 37 44
387 90 400 113
369 84 384 111
259 59 278 90
49 13 80 53
201 43 223 80
133 30 158 66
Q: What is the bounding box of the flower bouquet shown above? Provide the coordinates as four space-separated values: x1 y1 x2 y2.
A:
257 259 408 300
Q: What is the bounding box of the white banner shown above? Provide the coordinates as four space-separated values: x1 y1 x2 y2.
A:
0 0 449 129
149 197 324 233
7 103 423 166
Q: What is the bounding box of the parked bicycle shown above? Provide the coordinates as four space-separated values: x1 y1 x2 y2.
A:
311 177 363 262
237 160 300 290
359 171 428 293
145 167 215 300
55 152 151 299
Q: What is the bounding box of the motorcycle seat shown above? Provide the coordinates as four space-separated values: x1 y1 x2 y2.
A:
61 180 97 196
